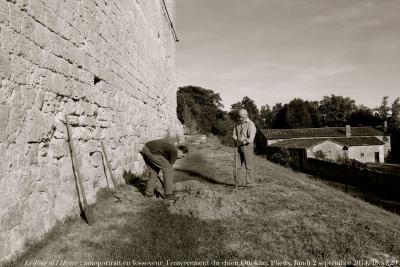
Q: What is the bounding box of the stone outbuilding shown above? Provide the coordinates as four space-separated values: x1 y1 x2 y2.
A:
270 136 385 163
256 125 390 167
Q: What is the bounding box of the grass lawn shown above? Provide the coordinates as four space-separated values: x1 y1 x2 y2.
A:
366 163 400 175
5 138 400 267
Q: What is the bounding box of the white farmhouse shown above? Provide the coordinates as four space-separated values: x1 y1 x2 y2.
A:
259 125 389 163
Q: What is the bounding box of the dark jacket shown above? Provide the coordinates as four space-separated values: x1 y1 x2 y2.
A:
144 139 178 164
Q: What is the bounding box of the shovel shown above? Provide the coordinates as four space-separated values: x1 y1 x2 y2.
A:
100 141 122 201
65 115 95 225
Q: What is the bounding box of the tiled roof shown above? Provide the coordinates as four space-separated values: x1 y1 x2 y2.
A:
261 126 385 140
271 136 384 149
332 137 385 146
270 139 330 149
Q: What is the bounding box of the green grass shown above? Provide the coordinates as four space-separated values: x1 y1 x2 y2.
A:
367 163 400 175
5 139 400 266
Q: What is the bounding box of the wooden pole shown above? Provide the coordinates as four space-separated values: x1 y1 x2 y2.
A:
65 115 94 225
233 146 238 190
100 141 118 189
100 140 121 201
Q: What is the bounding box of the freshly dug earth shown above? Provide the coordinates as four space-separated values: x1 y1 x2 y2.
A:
6 140 400 266
170 181 251 220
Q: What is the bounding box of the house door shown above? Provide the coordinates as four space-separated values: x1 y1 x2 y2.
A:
374 152 380 163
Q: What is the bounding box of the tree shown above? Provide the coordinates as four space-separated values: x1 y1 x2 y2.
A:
349 105 381 126
177 86 223 133
260 104 274 128
284 98 313 128
306 101 322 127
268 99 321 129
391 97 400 129
374 96 391 121
229 96 263 128
272 103 289 128
211 110 233 136
319 94 356 126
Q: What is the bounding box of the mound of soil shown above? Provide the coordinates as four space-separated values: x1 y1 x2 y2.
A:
169 180 250 220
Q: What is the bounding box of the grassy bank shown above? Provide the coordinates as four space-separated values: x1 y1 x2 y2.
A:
5 139 400 266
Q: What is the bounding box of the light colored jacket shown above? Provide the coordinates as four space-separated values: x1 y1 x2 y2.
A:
232 118 256 143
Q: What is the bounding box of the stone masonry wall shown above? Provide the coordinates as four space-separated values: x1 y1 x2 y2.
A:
0 0 182 261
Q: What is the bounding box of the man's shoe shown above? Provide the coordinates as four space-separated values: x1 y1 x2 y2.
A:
164 194 178 201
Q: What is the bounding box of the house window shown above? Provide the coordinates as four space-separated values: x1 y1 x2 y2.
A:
360 153 365 157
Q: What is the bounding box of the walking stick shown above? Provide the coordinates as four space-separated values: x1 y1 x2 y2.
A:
65 115 95 225
245 165 248 187
233 146 238 190
100 140 121 201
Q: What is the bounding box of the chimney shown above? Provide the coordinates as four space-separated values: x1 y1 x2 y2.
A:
345 125 351 137
384 120 388 133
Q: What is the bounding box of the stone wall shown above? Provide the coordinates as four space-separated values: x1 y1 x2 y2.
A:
306 140 343 161
0 0 182 261
348 145 384 163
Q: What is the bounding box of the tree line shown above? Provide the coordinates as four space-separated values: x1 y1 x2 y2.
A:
177 86 400 143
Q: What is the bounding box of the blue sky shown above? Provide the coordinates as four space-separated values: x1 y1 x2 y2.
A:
176 0 400 110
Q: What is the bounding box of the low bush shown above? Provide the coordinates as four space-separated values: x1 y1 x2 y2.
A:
270 147 292 167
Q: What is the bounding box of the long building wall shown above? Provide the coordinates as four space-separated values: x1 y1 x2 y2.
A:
348 145 384 163
0 0 182 261
307 141 343 161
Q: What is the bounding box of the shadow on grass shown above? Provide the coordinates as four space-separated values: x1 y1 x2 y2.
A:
175 169 233 187
175 153 233 187
7 200 239 265
91 204 238 262
123 170 147 196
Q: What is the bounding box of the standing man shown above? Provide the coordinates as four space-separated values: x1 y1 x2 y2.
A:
232 109 257 187
141 139 188 200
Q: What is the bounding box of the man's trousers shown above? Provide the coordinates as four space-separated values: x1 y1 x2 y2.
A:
234 143 255 186
141 145 174 196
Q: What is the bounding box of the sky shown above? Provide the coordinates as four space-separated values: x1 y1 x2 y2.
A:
176 0 400 110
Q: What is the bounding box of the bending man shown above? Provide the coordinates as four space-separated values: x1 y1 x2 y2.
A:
141 139 188 200
232 109 257 187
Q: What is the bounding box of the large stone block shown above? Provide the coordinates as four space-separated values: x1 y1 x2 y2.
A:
24 143 39 165
40 49 58 72
56 18 72 41
89 152 103 168
35 26 53 52
57 58 70 76
1 203 24 231
29 41 42 65
51 73 71 97
79 116 97 127
10 55 28 84
21 14 35 39
1 25 19 54
8 3 23 33
16 109 54 144
0 52 11 79
0 104 10 142
50 34 67 57
44 10 58 33
27 0 46 23
49 138 68 160
0 1 9 25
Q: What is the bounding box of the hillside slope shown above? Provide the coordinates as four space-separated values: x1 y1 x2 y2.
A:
6 141 400 266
